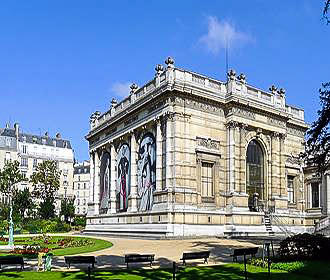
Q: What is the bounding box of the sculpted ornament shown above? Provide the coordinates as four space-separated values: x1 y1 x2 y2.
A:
196 137 220 150
227 69 236 81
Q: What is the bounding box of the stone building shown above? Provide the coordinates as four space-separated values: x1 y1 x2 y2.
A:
0 123 74 214
85 57 323 237
73 160 90 215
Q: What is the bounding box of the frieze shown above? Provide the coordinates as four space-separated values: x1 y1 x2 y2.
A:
148 100 166 113
175 97 224 116
287 126 305 137
286 155 301 165
267 117 286 127
196 137 220 150
124 115 139 127
232 107 255 120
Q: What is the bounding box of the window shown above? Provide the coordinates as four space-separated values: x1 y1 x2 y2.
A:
311 182 319 208
201 162 213 197
22 145 27 154
21 157 28 167
246 140 264 207
77 199 80 205
21 171 27 178
33 158 37 168
78 183 80 190
5 137 11 147
84 183 86 189
287 176 295 203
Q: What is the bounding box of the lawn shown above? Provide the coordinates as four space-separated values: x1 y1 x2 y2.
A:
0 236 112 257
0 262 329 280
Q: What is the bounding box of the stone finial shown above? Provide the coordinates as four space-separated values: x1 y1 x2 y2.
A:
237 73 246 84
155 64 164 76
130 83 139 94
269 85 278 94
165 56 175 68
278 88 286 96
111 98 118 107
227 69 236 81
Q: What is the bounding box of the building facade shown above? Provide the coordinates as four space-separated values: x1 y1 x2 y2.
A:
0 123 74 214
73 160 90 215
85 57 325 237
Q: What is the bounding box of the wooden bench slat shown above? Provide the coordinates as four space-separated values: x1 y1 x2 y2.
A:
124 254 155 268
180 251 210 265
0 256 24 270
64 256 96 269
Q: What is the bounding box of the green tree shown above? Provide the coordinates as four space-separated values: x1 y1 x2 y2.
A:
324 0 330 24
305 2 330 172
0 160 26 245
60 198 75 223
30 160 61 219
12 187 34 219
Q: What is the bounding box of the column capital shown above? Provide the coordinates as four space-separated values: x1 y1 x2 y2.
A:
225 120 239 129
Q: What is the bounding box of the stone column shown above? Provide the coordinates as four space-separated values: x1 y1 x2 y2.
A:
109 143 117 214
165 113 174 191
279 133 286 197
129 132 138 212
271 132 280 197
226 121 237 193
156 118 163 190
88 151 95 214
93 150 101 215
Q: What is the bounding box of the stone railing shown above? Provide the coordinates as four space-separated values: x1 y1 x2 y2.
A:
315 216 330 232
90 66 305 131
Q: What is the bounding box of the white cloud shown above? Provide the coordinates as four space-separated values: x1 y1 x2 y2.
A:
199 16 253 55
109 81 131 97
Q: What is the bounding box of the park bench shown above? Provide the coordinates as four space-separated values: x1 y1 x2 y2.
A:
124 254 155 268
231 247 258 262
231 247 259 280
180 251 210 265
64 256 96 269
0 256 24 270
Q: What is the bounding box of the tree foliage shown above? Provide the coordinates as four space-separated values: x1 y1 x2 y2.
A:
0 160 26 197
12 188 34 218
60 198 75 223
324 0 330 24
30 160 61 201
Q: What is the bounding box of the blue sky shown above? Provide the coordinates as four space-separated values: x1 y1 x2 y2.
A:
0 1 329 161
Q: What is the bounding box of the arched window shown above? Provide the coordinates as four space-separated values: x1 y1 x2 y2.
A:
246 140 265 209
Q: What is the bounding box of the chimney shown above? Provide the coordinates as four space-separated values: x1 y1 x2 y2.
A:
5 123 10 129
45 132 49 137
56 133 61 139
14 123 19 137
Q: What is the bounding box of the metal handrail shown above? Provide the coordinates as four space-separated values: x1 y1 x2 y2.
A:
269 212 294 237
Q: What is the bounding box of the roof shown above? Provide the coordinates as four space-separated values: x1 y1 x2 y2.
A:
74 165 90 174
0 127 72 149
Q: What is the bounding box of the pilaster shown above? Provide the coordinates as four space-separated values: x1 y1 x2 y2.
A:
128 132 138 212
156 118 163 191
94 150 100 215
109 144 117 214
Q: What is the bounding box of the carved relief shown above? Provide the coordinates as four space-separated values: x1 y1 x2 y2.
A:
196 137 220 150
232 107 255 120
287 126 305 137
175 97 224 116
267 117 286 127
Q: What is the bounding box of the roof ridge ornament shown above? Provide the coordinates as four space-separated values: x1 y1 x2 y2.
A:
227 69 236 81
130 83 139 94
165 56 175 68
278 88 286 96
155 64 164 77
237 73 246 84
269 85 278 94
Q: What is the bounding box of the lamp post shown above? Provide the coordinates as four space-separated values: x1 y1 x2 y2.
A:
8 194 14 247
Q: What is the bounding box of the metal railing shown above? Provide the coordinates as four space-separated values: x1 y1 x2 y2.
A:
269 212 294 237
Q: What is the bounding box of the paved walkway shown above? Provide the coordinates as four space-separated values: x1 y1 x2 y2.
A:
22 235 260 271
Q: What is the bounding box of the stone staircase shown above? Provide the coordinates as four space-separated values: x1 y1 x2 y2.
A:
264 212 275 236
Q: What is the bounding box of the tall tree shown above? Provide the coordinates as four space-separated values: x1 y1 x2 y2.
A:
324 0 330 24
60 198 75 223
30 160 61 219
0 160 26 245
12 187 34 219
304 2 330 172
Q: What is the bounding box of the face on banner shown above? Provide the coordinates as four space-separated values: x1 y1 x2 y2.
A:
116 143 130 211
99 152 110 214
137 133 156 212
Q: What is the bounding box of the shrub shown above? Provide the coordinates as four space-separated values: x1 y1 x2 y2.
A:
73 216 86 227
278 233 330 261
271 261 305 272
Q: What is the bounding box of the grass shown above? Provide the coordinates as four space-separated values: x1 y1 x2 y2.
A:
0 262 329 280
0 236 112 257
